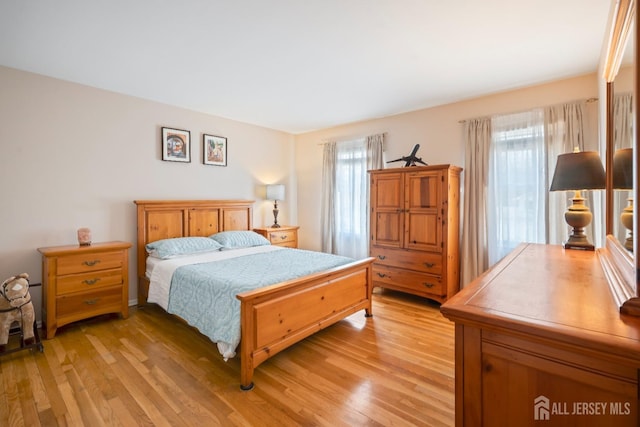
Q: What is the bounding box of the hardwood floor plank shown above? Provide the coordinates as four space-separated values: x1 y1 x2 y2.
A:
0 291 455 426
23 353 50 413
1 355 26 427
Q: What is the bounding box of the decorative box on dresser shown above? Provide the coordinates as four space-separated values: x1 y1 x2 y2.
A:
440 244 640 426
253 225 299 248
369 164 462 303
38 241 131 339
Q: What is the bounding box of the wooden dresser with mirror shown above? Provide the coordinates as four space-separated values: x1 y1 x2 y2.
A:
440 1 640 425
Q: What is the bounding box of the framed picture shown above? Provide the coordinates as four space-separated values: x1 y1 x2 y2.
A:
203 134 227 166
162 127 191 162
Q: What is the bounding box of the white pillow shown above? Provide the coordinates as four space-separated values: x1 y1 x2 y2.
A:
146 237 223 259
209 231 271 249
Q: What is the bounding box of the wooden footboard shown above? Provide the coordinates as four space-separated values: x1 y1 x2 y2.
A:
236 257 374 390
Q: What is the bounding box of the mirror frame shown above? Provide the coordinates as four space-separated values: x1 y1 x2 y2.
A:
600 0 640 316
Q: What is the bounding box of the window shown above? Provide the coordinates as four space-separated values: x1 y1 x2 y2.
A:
333 138 369 259
321 134 384 259
488 110 546 264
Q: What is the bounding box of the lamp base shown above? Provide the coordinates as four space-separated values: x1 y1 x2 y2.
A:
621 197 634 252
271 202 281 228
562 190 594 251
563 240 595 251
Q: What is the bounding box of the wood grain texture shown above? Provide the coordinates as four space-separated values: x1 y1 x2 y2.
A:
441 243 640 426
0 290 454 426
369 165 462 304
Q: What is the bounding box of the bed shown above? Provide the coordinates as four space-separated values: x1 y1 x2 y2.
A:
134 199 374 390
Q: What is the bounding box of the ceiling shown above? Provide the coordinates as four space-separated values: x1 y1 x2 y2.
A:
0 1 613 134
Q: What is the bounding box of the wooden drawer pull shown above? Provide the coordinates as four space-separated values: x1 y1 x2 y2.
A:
424 262 435 268
83 260 101 267
423 283 435 288
84 298 100 305
82 278 100 285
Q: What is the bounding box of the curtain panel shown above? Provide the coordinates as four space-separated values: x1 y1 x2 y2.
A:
321 133 384 259
460 118 491 286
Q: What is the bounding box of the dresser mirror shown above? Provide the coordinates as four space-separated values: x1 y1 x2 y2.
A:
600 0 640 316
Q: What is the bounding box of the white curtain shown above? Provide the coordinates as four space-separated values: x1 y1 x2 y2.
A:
545 100 601 247
613 93 634 243
321 142 337 253
321 134 384 259
488 110 546 265
461 118 492 286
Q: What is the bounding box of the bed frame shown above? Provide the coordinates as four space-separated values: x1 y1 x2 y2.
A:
134 200 374 390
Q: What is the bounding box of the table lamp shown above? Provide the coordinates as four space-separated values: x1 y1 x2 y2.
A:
266 184 285 228
613 148 634 251
550 150 606 250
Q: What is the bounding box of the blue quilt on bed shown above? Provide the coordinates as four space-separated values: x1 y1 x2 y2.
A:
166 248 354 356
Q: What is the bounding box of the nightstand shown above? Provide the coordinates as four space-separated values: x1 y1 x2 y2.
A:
38 241 131 339
253 226 299 248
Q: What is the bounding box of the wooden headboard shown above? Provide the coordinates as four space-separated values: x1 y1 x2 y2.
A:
133 199 254 304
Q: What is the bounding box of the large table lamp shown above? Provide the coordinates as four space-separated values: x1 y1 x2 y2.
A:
613 148 634 251
550 150 606 250
266 184 285 228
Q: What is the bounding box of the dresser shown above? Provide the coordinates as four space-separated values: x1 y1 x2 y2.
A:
253 225 299 248
440 244 640 426
369 164 461 303
38 241 131 339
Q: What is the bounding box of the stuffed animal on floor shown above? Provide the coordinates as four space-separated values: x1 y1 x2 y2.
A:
0 273 36 352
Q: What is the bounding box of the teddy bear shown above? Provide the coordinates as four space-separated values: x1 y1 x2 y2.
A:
0 273 36 352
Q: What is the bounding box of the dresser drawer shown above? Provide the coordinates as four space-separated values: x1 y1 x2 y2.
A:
268 230 296 244
371 247 442 274
56 287 123 318
57 268 124 295
373 265 444 295
57 251 124 275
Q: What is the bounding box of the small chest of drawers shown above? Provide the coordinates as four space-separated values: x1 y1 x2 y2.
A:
38 241 131 339
253 226 299 248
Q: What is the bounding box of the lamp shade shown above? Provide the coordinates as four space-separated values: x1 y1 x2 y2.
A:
266 184 285 201
613 148 633 190
549 151 606 191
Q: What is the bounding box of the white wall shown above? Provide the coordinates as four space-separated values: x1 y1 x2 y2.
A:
294 73 600 251
0 65 604 320
0 65 296 316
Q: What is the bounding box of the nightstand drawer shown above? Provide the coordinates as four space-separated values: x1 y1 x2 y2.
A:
268 230 296 244
57 268 124 295
56 287 123 318
57 251 124 275
253 226 299 248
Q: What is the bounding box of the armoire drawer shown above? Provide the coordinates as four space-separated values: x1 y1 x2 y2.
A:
371 247 442 274
372 265 444 295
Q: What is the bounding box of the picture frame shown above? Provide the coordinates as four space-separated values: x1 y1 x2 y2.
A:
161 127 191 162
203 134 227 166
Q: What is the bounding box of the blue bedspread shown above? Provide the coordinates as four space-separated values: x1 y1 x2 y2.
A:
166 248 354 357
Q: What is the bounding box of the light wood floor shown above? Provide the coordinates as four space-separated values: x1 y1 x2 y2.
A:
0 289 455 426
